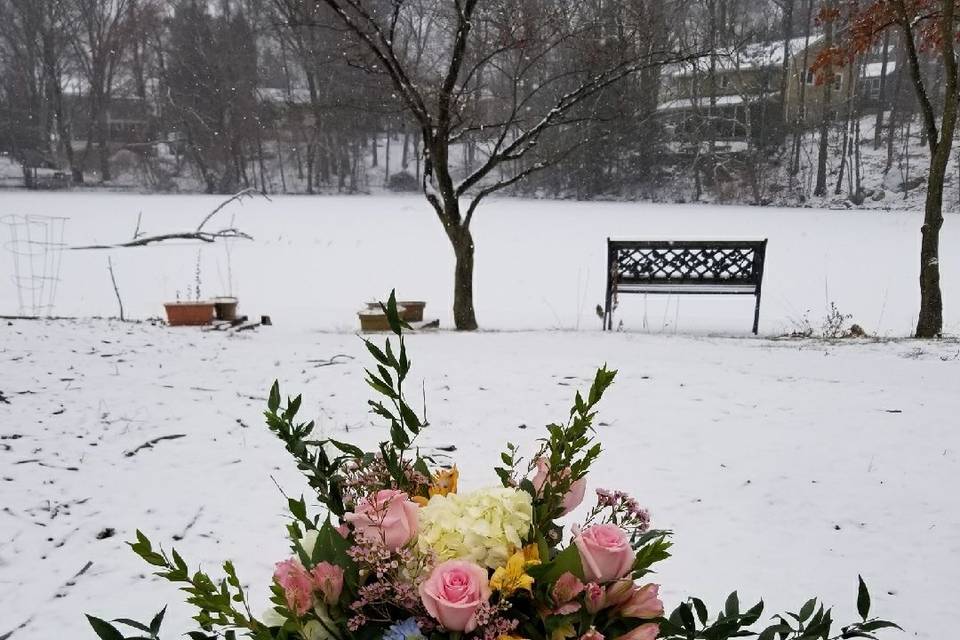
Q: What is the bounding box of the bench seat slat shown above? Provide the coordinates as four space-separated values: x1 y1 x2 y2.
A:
616 283 758 294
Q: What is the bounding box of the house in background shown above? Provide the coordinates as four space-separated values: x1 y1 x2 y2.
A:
658 33 905 149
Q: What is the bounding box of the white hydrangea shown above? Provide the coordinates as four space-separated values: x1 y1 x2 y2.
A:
417 487 533 568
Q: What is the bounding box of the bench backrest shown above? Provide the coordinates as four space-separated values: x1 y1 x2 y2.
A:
608 239 768 289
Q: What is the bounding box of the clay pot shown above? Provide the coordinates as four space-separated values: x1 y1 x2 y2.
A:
213 297 239 321
164 301 215 326
397 301 426 322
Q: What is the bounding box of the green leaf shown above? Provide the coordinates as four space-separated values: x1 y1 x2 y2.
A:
329 440 364 458
112 618 152 633
741 600 764 626
364 341 390 365
692 598 708 626
386 290 402 335
725 591 740 617
799 597 817 622
679 602 696 632
527 543 585 583
268 381 280 413
288 496 308 523
632 536 672 576
86 615 126 640
150 606 166 636
857 576 870 621
859 621 902 632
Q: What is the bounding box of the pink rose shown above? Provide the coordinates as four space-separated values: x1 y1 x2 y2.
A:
621 623 660 640
619 583 663 619
310 562 344 605
419 559 491 632
532 458 588 515
273 558 314 615
344 489 419 550
574 524 635 583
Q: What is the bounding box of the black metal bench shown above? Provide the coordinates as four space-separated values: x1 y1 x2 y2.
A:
603 239 768 334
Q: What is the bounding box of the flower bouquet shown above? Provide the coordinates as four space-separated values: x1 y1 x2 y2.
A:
88 293 900 640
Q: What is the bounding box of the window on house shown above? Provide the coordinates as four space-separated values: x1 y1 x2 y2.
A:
797 104 806 121
805 70 816 85
869 77 881 99
720 75 731 89
833 73 843 91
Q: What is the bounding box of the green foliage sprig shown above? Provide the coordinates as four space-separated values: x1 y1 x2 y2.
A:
500 366 616 554
657 577 900 640
126 531 268 640
264 291 432 514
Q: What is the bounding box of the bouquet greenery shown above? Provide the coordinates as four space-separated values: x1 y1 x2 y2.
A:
87 292 900 640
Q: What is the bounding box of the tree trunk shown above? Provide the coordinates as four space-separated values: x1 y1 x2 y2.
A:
814 7 835 197
916 143 948 336
448 223 478 331
911 0 957 337
873 30 890 150
97 97 111 181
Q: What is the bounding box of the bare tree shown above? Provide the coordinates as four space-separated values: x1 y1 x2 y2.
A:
820 0 958 337
68 0 134 182
274 0 692 330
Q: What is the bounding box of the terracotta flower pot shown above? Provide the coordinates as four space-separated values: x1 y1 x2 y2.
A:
398 301 426 322
164 301 215 326
213 297 239 321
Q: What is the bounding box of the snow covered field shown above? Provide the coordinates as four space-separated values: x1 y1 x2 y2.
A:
1 320 958 639
1 192 958 335
1 193 959 639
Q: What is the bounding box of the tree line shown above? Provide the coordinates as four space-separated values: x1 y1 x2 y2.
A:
0 0 954 335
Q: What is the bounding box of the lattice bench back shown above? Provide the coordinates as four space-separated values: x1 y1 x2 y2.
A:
603 239 768 334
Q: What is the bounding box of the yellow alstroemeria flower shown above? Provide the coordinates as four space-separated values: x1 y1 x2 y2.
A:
498 635 529 640
490 546 541 597
429 466 459 497
412 466 460 507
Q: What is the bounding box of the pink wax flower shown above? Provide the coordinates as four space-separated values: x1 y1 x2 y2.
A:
619 583 664 619
273 558 314 616
419 559 491 632
574 524 635 583
344 489 419 550
531 457 587 515
310 561 344 605
621 624 660 640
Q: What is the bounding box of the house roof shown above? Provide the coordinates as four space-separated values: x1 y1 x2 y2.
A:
863 61 897 78
665 34 826 79
658 94 746 112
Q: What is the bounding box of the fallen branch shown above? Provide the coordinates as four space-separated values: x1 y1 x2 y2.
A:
71 189 268 250
54 560 94 598
307 354 355 367
124 434 186 457
106 257 124 321
0 617 32 640
72 228 253 250
196 188 268 232
173 507 204 541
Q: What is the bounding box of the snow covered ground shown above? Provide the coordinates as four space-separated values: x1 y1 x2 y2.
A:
1 192 958 335
1 193 959 639
1 320 958 639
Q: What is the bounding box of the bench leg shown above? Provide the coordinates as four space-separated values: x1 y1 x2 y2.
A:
752 292 762 335
604 285 612 331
